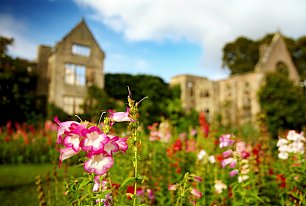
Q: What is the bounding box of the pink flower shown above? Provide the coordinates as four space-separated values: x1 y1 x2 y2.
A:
236 141 246 154
241 151 250 159
168 184 178 191
229 159 237 168
222 158 234 168
59 147 79 166
113 136 128 153
54 116 83 144
146 189 155 200
80 126 108 154
108 107 135 125
191 188 202 198
222 149 233 158
193 175 203 182
62 123 85 152
84 154 114 175
190 129 197 137
92 176 108 192
219 134 234 148
102 136 120 156
229 169 239 177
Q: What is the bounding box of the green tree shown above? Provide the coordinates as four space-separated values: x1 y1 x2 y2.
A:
0 36 38 126
82 85 120 122
105 73 181 127
222 33 306 79
258 72 306 138
222 37 259 74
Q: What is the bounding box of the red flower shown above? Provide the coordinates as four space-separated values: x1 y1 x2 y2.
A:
276 174 286 189
199 112 209 137
173 139 182 151
216 154 223 163
268 168 274 176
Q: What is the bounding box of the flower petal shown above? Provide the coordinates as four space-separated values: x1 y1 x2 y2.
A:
59 147 79 166
84 154 114 175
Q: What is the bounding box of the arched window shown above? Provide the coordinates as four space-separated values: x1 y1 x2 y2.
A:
276 61 289 76
187 81 194 97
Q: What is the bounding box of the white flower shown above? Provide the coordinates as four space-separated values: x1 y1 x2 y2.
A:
238 175 249 183
277 138 288 147
214 180 227 193
278 152 289 159
278 145 288 153
208 155 216 164
197 149 207 160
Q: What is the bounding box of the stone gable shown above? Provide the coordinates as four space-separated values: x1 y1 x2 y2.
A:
36 20 105 115
170 33 300 126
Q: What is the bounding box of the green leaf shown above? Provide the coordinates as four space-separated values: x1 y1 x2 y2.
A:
78 178 91 190
93 190 112 199
119 177 135 190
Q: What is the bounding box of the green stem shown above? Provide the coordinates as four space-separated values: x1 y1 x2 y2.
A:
133 128 138 206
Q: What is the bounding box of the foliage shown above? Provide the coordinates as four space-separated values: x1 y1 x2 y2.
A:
105 73 181 127
47 103 70 122
222 36 259 74
0 121 58 164
222 33 306 79
0 36 38 126
83 85 121 122
0 116 306 205
258 72 306 138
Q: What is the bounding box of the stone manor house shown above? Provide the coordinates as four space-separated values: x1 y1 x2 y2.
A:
35 20 300 125
170 33 300 126
35 20 105 115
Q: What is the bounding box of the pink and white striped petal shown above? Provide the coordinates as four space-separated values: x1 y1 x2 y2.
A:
191 188 202 198
81 126 108 154
103 136 119 156
63 133 82 152
54 116 80 144
115 137 128 153
84 154 114 175
108 107 135 124
59 147 79 166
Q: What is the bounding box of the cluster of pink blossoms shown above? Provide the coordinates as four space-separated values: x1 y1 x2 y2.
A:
219 134 251 183
54 108 134 176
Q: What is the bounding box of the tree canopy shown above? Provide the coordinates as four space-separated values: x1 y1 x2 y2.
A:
222 33 306 79
258 72 306 138
105 73 181 126
0 36 38 126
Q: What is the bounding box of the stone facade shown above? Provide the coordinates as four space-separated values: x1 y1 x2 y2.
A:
170 33 300 126
35 20 105 115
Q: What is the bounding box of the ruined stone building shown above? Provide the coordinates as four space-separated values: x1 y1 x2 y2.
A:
170 33 300 126
35 20 105 115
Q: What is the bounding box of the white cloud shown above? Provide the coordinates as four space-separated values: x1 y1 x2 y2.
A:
0 14 37 60
74 0 306 79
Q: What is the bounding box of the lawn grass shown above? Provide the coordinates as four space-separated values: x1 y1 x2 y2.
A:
0 163 83 206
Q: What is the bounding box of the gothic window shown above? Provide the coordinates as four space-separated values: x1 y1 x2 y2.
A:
72 44 90 56
65 64 86 86
63 96 84 115
187 81 194 97
200 90 210 98
242 81 252 120
276 61 289 75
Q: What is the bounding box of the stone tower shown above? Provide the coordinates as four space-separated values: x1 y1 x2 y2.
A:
36 19 105 115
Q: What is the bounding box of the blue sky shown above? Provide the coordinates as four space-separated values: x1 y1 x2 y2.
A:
1 0 306 82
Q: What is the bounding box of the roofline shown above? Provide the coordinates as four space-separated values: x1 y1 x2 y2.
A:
54 19 105 57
